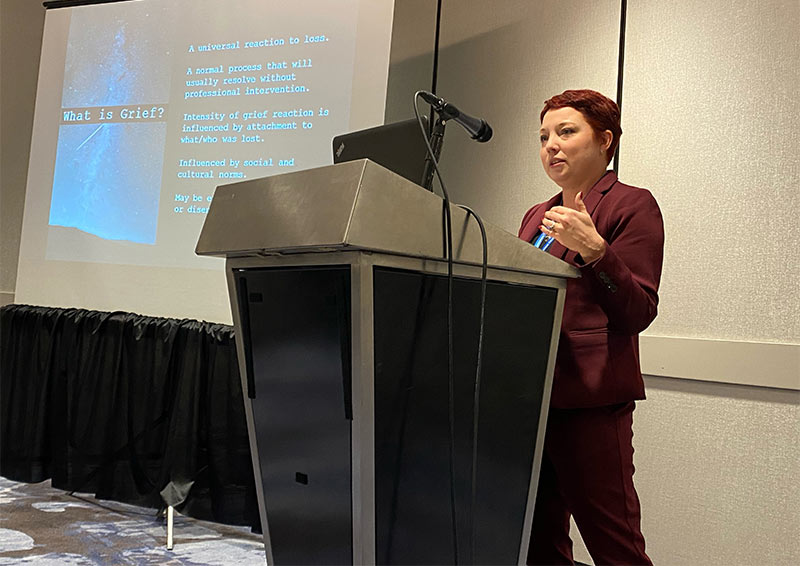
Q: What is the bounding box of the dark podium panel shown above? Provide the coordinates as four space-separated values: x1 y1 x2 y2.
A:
236 266 353 565
196 160 578 564
372 267 557 565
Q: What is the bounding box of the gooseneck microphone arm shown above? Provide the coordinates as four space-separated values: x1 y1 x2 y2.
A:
418 91 493 143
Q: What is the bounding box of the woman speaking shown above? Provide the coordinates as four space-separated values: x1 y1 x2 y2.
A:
519 90 664 565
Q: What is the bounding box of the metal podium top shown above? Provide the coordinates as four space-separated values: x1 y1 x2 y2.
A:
196 159 579 279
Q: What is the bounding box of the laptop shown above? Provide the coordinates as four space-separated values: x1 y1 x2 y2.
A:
332 116 430 187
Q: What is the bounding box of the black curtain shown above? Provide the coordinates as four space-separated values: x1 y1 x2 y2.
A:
0 304 260 530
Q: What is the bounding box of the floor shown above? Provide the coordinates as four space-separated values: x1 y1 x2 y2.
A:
0 475 267 565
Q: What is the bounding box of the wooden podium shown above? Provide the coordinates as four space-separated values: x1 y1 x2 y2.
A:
196 159 578 565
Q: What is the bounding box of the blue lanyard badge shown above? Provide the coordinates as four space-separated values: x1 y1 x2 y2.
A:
532 231 555 252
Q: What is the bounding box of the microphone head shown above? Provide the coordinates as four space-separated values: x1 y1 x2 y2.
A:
473 121 493 143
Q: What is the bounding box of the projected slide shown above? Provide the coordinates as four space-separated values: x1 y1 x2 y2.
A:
16 0 393 322
44 0 361 266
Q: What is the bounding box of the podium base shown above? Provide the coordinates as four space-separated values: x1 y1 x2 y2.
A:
235 261 558 564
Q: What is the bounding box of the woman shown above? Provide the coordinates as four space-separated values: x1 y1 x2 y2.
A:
519 89 663 565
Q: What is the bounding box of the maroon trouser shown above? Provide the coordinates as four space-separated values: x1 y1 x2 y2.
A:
527 402 652 566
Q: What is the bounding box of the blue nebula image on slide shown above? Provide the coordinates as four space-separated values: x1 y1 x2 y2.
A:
49 122 166 244
49 6 171 244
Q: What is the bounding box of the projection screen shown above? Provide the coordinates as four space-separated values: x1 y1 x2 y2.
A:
15 0 395 323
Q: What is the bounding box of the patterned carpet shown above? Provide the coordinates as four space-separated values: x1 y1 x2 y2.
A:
0 476 266 565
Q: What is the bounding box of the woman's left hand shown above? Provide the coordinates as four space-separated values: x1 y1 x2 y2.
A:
541 191 607 262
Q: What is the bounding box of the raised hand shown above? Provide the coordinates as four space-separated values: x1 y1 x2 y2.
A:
540 191 607 262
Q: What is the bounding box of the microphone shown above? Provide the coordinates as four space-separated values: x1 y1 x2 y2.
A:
419 91 493 142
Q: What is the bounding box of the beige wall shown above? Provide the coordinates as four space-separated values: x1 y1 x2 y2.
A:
635 376 799 564
621 0 800 345
0 0 44 307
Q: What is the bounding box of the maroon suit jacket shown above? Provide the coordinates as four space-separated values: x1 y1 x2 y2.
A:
518 171 664 408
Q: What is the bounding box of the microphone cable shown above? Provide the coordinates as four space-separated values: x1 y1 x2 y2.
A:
458 204 487 565
413 92 490 565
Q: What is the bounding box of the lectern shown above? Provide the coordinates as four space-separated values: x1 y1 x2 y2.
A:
196 159 578 565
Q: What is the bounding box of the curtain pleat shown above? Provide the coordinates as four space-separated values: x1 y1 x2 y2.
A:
0 304 260 530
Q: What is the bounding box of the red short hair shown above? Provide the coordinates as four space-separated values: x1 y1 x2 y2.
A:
540 89 622 163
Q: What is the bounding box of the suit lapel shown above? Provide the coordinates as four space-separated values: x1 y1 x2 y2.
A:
560 171 617 264
582 170 616 217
